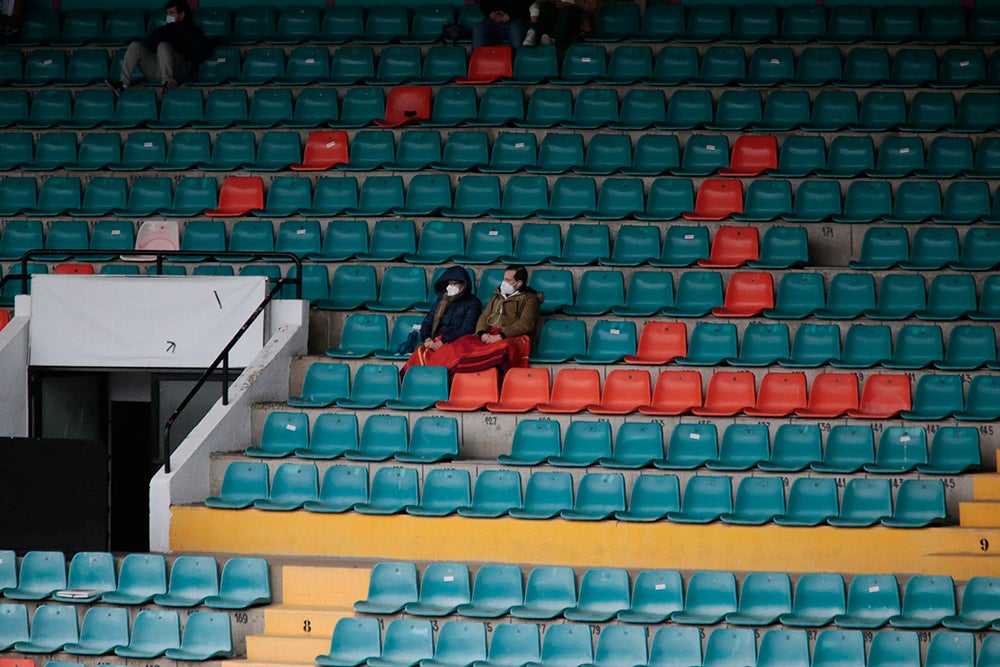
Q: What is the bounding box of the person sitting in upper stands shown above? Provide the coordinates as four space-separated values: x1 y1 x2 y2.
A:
401 266 483 374
108 0 211 93
473 0 533 52
409 265 541 376
522 0 600 49
0 0 25 42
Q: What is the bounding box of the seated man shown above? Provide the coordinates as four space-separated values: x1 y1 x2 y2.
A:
401 266 482 374
108 0 211 93
473 0 532 52
410 265 542 375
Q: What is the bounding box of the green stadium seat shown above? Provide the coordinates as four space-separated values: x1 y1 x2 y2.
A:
325 313 387 359
420 88 476 128
724 573 793 624
354 562 418 614
405 466 468 515
560 474 626 521
828 324 890 369
935 182 990 225
882 481 947 528
810 631 865 667
471 86 523 126
665 477 732 525
279 46 330 84
62 606 129 655
403 220 464 264
249 463 318 512
643 46 699 86
308 220 367 262
864 275 926 321
514 88 573 129
778 574 847 626
21 132 76 171
367 619 436 667
327 46 376 85
941 577 1000 630
304 465 369 512
773 478 839 527
205 462 269 509
508 44 557 84
456 471 521 519
672 134 730 176
551 44 606 84
598 45 651 84
330 87 385 128
333 363 399 410
315 617 381 667
344 176 405 216
934 48 986 87
827 479 893 527
524 623 592 667
936 325 996 370
900 373 963 420
314 7 364 44
850 227 908 270
441 175 500 218
293 413 358 460
366 45 421 85
238 89 295 129
781 180 841 223
900 92 955 132
359 6 409 44
949 93 1000 133
413 46 465 84
835 575 901 627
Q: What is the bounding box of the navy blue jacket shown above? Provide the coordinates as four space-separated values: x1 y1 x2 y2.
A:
419 266 482 342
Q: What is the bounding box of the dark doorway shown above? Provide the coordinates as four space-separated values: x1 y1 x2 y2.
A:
109 400 154 552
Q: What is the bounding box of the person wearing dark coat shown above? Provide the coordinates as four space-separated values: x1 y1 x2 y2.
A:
401 266 482 374
473 0 533 52
109 0 212 91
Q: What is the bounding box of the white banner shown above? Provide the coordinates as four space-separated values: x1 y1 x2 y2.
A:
30 276 267 368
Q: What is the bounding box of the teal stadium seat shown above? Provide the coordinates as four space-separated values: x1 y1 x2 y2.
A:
773 478 839 527
457 470 522 518
405 468 471 517
54 552 116 603
63 606 129 655
560 474 627 521
616 570 683 622
779 574 847 626
316 617 381 667
14 605 78 653
205 462 269 509
112 610 180 659
671 571 738 623
666 476 733 524
164 611 233 660
834 575 901 627
101 554 167 605
252 463 319 512
404 563 472 616
421 621 487 667
304 465 369 513
3 551 66 600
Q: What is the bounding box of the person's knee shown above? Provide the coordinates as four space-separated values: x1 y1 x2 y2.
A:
156 41 174 57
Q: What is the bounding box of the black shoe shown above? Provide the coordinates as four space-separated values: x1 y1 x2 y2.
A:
106 79 125 98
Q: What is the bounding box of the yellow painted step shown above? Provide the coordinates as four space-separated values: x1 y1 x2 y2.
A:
246 634 331 663
172 506 1000 578
959 501 1000 528
973 475 1000 501
281 566 370 607
264 606 355 637
226 661 313 667
922 552 1000 579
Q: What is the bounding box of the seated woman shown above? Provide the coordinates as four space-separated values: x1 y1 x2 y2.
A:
414 265 542 375
401 266 482 374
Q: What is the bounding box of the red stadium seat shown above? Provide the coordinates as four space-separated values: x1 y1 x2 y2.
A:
744 372 807 417
290 131 349 171
537 368 601 414
691 371 756 417
794 373 860 418
374 86 432 128
711 272 774 318
53 263 95 274
718 135 778 176
698 226 760 268
639 370 703 416
205 176 264 217
435 368 500 411
683 179 743 221
486 367 551 413
456 46 512 84
587 369 651 415
846 374 912 419
623 321 688 365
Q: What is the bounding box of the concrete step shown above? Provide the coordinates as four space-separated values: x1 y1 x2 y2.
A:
263 605 356 637
973 475 1000 501
959 500 1000 528
246 633 332 663
282 565 371 607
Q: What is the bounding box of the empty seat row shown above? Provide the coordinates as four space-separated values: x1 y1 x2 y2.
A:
10 85 1000 136
9 4 471 48
321 618 1000 667
272 381 984 471
854 227 1000 271
0 605 231 659
0 551 269 609
12 172 1000 225
352 562 1000 629
210 461 949 528
245 411 461 461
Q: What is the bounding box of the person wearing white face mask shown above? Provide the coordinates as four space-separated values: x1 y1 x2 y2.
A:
400 266 482 375
108 0 211 94
411 265 542 376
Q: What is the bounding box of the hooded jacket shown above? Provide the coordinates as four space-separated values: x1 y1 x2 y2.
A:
419 266 482 342
145 14 212 67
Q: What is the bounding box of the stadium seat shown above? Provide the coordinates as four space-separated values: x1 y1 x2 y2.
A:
706 423 770 471
773 479 840 527
801 91 857 131
324 314 387 359
563 568 631 621
671 571 738 624
674 135 731 176
563 270 624 315
656 89 712 129
53 552 115 604
763 273 825 320
536 177 597 220
838 47 888 86
683 179 743 221
673 322 737 366
864 274 926 321
782 180 842 223
537 368 601 414
573 320 637 364
527 269 573 314
829 324 891 369
779 575 847 626
638 371 702 418
315 617 381 667
547 421 613 468
3 552 66 600
814 273 876 319
250 463 319 511
612 272 673 317
721 478 787 525
881 480 947 528
334 363 399 409
420 89 476 128
851 227 909 269
456 471 522 519
150 556 219 608
748 226 808 268
205 462 269 509
660 271 723 317
827 479 893 527
707 91 763 130
623 321 686 365
847 374 911 419
526 623 593 667
916 275 978 321
435 369 499 412
455 565 523 617
900 374 964 420
809 425 876 474
345 176 405 216
402 564 472 617
498 420 562 467
834 575 902 628
394 415 459 462
743 371 805 416
359 6 409 43
551 44 606 84
734 180 793 222
484 368 550 414
203 176 263 217
757 423 821 471
711 272 773 317
795 373 860 419
560 474 626 522
587 370 650 415
564 89 620 130
10 605 78 653
941 577 1000 630
62 606 129 655
936 325 997 370
366 619 435 667
766 134 827 175
888 575 958 627
744 46 792 85
883 324 944 370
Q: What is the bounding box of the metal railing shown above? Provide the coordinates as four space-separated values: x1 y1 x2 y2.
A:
1 249 304 473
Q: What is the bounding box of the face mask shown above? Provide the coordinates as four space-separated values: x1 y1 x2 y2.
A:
165 13 177 22
499 280 516 297
445 284 462 297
